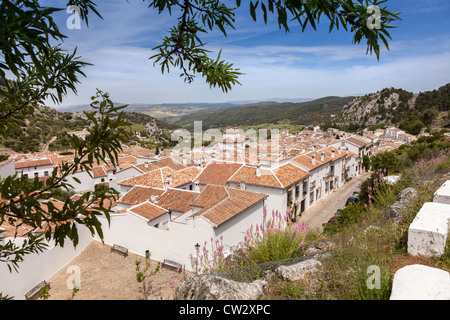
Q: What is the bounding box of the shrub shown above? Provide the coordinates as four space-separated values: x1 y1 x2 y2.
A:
242 209 308 264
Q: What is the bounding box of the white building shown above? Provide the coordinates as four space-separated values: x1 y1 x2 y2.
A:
96 185 268 270
227 162 310 217
0 158 15 180
14 158 54 179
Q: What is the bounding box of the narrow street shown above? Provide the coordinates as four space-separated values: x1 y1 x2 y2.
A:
297 171 372 231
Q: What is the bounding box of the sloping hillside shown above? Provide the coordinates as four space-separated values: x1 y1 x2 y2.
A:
173 96 355 130
0 106 179 154
328 83 450 134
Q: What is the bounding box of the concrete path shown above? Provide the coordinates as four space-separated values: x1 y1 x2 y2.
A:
297 172 372 231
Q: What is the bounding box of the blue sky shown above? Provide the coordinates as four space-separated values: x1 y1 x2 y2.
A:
44 0 450 107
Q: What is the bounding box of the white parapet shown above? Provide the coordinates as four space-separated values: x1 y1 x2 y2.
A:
390 264 450 300
434 180 450 205
407 202 450 258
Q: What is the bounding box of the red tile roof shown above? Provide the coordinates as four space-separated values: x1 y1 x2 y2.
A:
14 158 53 169
195 161 243 186
128 201 168 221
191 185 267 227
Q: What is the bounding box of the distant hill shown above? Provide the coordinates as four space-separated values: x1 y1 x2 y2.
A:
0 106 180 154
56 98 315 122
171 96 355 130
328 82 450 134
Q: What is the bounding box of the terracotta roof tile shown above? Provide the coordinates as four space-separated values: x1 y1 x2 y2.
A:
117 186 165 206
14 158 53 169
128 201 168 221
93 166 107 178
118 167 175 189
155 189 200 213
191 185 267 227
228 166 282 188
192 185 229 209
272 163 309 188
195 161 243 186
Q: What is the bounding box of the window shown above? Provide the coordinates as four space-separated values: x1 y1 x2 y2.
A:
44 171 49 176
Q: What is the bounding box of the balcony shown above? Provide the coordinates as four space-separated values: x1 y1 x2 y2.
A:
324 172 334 181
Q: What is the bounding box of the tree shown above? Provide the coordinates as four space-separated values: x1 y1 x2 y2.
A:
0 0 400 280
362 154 371 171
0 1 130 276
135 255 161 300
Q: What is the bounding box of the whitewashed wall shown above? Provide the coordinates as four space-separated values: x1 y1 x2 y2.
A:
16 164 54 179
0 224 94 300
65 170 95 193
95 199 267 272
227 182 287 216
0 160 15 180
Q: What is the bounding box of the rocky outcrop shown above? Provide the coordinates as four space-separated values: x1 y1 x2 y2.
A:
145 119 162 137
388 187 418 223
174 275 267 300
274 256 322 282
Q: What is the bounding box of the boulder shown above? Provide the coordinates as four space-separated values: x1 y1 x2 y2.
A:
399 187 418 202
298 239 335 256
174 275 267 300
388 187 418 224
274 257 322 282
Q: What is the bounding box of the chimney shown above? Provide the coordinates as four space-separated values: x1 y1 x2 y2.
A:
256 163 261 177
240 179 246 190
338 147 341 155
321 152 325 161
194 180 200 192
312 155 316 165
165 173 172 189
144 161 149 168
331 150 335 158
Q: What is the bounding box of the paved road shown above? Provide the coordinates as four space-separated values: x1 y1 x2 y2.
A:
42 136 56 152
297 172 372 231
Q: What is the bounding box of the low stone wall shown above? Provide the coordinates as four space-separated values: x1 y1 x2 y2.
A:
407 202 450 258
390 265 450 300
390 180 450 300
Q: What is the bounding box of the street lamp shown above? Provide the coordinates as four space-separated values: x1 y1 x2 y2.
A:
194 243 200 274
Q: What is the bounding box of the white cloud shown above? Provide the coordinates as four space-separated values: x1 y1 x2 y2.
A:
42 1 450 107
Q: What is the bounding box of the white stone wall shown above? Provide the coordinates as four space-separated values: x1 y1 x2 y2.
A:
0 160 15 180
408 202 450 258
65 170 95 193
95 200 266 272
0 224 94 299
433 180 450 205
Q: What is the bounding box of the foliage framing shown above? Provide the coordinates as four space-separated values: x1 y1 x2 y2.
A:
0 1 130 277
0 0 400 289
149 0 401 91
